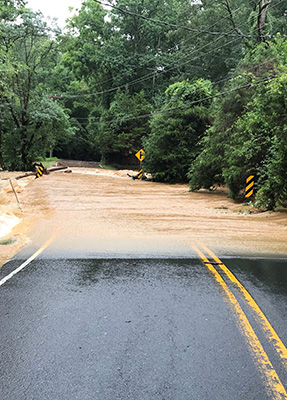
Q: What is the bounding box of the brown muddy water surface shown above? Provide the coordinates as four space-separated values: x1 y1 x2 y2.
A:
1 168 287 264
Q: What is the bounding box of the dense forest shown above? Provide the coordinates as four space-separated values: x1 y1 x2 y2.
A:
1 0 287 209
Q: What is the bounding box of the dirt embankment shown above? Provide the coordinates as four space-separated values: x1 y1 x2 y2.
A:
1 167 287 265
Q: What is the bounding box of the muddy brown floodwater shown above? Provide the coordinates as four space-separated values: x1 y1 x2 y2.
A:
1 168 287 264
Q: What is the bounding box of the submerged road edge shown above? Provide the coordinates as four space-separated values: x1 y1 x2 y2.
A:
0 231 59 287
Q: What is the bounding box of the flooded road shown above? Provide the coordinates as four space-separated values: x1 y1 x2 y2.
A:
1 170 287 398
2 169 287 265
0 257 286 399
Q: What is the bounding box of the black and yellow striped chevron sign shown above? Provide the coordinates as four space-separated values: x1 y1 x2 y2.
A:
36 165 44 179
138 169 143 180
245 175 255 198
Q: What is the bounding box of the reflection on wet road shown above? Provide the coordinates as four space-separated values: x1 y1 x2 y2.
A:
0 257 287 399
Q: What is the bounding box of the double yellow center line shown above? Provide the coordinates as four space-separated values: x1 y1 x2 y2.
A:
193 243 287 399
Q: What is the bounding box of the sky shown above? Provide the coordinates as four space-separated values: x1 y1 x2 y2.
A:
25 0 84 28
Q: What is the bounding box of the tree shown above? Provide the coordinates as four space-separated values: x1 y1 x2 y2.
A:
2 0 286 173
171 0 286 84
189 39 287 210
220 0 273 43
0 10 72 170
144 79 213 182
96 89 152 165
0 0 25 168
102 0 192 97
64 0 193 105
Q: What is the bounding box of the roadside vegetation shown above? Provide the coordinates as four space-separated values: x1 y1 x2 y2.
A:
1 0 287 210
38 157 60 168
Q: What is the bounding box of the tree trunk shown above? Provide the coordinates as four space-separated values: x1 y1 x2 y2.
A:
257 0 272 42
20 140 28 170
20 125 30 170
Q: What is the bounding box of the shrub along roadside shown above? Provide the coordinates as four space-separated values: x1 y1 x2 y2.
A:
188 40 287 211
143 79 213 183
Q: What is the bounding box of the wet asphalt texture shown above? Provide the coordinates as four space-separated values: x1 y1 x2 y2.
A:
0 257 287 399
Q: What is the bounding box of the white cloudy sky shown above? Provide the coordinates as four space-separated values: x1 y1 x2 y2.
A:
25 0 84 27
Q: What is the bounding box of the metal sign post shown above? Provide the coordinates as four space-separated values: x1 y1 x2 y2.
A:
135 149 145 180
9 179 23 212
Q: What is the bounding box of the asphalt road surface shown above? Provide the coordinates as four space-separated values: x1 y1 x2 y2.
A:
0 251 287 399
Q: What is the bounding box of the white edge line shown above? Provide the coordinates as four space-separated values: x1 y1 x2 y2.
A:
0 233 57 287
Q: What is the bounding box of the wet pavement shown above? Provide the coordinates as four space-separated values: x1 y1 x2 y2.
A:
0 257 287 399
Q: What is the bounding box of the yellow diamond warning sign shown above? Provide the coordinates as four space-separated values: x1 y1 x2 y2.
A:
135 149 145 162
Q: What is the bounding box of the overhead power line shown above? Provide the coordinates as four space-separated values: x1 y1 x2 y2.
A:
47 0 286 100
78 6 243 90
72 73 280 125
69 58 283 123
49 35 242 100
57 6 244 96
93 0 251 38
93 0 287 40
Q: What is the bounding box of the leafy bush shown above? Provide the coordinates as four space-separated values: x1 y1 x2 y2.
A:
144 79 213 183
189 39 287 209
96 90 152 165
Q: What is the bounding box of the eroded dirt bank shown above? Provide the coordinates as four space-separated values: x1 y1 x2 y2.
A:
1 167 287 264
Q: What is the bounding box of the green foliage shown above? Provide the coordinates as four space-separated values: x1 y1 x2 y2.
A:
3 95 74 170
95 90 152 164
1 0 287 212
188 128 225 191
0 238 15 245
144 79 213 182
189 39 287 210
40 157 60 167
0 9 73 170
